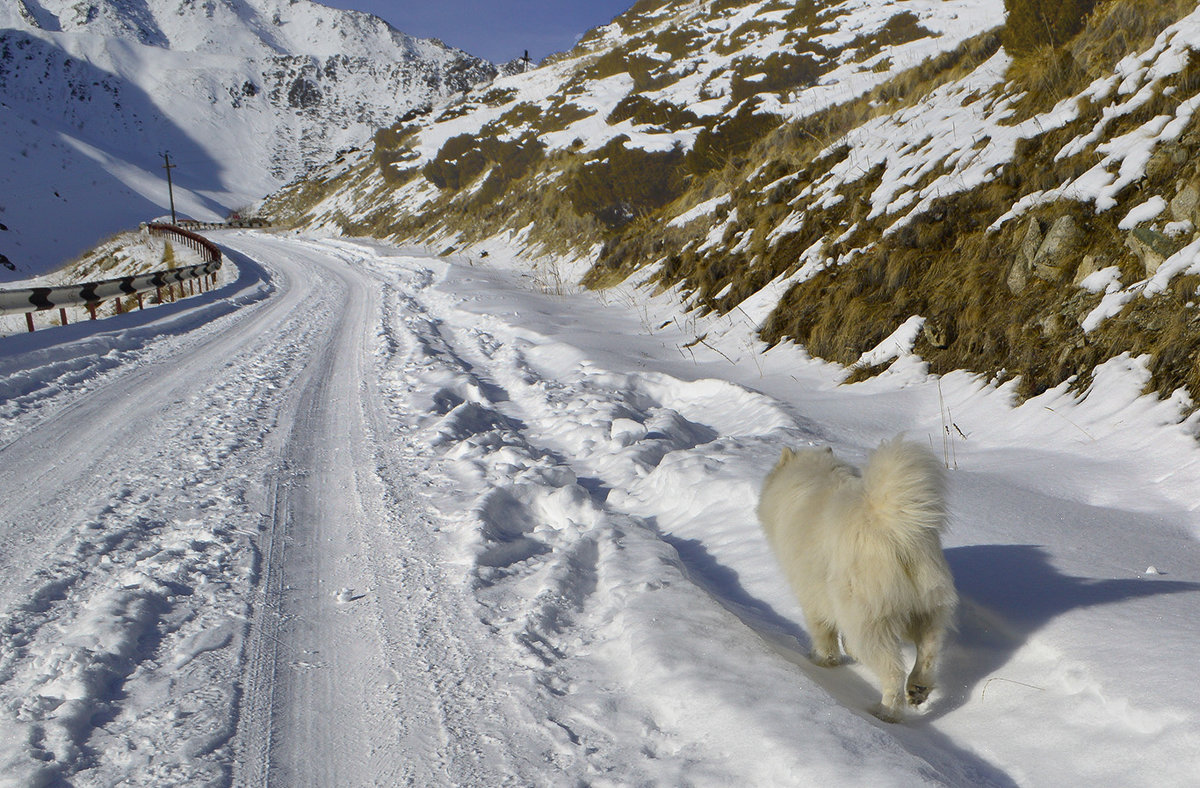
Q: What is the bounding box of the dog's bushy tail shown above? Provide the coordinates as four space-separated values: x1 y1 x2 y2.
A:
862 438 948 547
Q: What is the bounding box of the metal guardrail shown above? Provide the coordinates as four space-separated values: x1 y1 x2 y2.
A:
0 224 223 332
145 222 223 263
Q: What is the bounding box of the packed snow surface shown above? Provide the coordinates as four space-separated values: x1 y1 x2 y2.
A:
2 233 1200 786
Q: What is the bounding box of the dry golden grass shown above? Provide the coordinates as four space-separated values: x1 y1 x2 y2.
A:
762 27 1200 402
1005 0 1199 120
847 11 934 63
1002 0 1097 56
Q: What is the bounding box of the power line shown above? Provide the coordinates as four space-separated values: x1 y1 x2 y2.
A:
162 152 178 225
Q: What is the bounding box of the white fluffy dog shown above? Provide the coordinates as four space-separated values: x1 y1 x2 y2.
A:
757 439 957 722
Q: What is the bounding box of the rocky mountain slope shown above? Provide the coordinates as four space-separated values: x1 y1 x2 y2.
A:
268 0 1200 412
0 0 495 279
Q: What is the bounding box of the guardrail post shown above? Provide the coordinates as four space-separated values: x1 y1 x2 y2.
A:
26 313 34 333
60 308 68 325
136 293 144 310
87 303 98 320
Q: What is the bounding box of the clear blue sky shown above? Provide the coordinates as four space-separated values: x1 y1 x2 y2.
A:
319 1 636 63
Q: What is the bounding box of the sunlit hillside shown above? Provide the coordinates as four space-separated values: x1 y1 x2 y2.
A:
267 0 1200 407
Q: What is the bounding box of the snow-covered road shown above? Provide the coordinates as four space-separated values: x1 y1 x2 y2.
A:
2 232 1200 786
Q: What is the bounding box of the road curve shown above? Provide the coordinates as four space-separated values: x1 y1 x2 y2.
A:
0 232 534 786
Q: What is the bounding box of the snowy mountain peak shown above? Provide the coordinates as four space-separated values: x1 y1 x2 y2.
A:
7 0 441 57
0 0 497 279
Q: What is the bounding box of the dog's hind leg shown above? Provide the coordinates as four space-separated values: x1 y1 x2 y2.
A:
807 617 842 667
906 611 948 706
850 623 907 722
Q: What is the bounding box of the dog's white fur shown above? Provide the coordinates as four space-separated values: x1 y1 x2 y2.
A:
757 439 957 722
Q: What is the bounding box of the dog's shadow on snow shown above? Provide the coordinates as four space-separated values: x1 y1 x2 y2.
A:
659 533 810 646
938 544 1200 717
662 533 1025 787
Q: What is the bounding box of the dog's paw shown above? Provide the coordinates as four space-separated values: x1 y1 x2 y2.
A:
809 651 841 668
906 682 932 706
870 703 903 724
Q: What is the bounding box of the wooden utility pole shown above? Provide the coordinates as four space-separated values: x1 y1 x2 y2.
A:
162 153 177 225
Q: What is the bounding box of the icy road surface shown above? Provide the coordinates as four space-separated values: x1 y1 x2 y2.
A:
2 232 1200 786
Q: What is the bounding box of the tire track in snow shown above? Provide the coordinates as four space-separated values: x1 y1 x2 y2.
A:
225 235 552 786
222 236 411 787
0 246 329 785
232 454 288 788
230 240 423 786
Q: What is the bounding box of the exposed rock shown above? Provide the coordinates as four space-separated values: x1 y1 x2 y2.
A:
1019 216 1043 265
922 318 951 348
1007 216 1043 292
1038 313 1062 336
14 0 43 28
1006 257 1028 293
1008 214 1084 290
1146 144 1190 182
1073 254 1103 286
1126 227 1182 276
1169 180 1200 223
287 76 322 109
1032 215 1082 281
